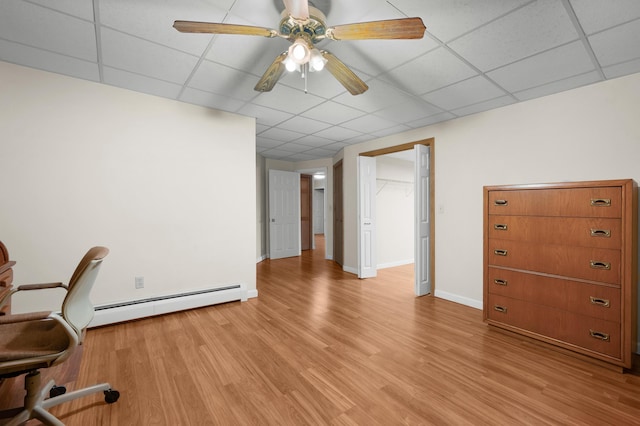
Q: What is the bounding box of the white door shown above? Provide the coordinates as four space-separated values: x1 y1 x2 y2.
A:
414 145 431 296
357 156 377 278
269 169 301 260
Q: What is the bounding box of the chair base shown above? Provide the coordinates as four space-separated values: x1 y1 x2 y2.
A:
0 370 119 426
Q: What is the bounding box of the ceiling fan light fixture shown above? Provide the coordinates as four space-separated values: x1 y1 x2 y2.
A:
284 56 300 72
309 48 327 72
288 38 310 64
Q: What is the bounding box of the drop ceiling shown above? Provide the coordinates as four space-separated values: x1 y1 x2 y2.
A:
1 0 639 161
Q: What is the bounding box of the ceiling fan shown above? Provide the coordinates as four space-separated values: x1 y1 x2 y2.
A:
173 0 426 95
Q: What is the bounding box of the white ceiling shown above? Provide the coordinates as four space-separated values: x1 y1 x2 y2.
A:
2 0 639 161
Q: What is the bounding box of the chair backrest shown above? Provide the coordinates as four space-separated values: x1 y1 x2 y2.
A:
61 246 109 338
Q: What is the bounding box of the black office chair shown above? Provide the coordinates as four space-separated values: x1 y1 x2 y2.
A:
0 247 119 426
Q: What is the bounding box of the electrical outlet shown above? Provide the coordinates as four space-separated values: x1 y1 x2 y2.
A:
135 276 144 289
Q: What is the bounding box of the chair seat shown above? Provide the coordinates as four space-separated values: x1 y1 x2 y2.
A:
0 316 70 366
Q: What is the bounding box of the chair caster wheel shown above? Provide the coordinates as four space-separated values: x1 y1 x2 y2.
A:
50 385 66 398
104 389 120 404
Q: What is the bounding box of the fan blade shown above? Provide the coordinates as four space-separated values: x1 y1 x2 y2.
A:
321 51 368 96
282 0 309 20
173 21 275 37
254 53 288 92
328 17 426 40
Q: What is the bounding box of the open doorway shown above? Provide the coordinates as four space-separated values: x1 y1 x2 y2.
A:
357 139 435 296
296 167 329 258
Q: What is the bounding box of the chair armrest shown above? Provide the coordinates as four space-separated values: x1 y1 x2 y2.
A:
0 261 16 275
16 282 67 291
0 310 51 325
0 282 66 310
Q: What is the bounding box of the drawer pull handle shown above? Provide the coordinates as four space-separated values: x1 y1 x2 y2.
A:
494 224 508 231
589 296 610 308
494 249 508 256
589 330 610 342
494 279 508 286
590 260 611 270
493 305 507 313
590 229 611 238
493 199 508 206
590 198 611 207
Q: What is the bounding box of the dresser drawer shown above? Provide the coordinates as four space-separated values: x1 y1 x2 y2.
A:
487 267 621 322
487 216 621 249
488 187 622 217
488 239 620 284
487 294 621 359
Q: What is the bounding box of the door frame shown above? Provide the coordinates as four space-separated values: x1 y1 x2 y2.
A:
359 138 436 294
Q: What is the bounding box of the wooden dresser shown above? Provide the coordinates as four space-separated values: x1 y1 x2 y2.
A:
483 179 638 370
0 240 15 315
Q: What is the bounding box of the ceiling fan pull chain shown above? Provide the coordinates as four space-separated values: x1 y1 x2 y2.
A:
304 62 308 94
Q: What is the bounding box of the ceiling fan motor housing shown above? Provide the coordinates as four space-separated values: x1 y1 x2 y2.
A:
279 6 327 43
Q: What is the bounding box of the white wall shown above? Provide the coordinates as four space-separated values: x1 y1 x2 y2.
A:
0 61 257 312
376 156 414 268
341 73 640 320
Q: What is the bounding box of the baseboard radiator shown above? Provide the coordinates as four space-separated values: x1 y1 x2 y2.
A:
89 284 247 328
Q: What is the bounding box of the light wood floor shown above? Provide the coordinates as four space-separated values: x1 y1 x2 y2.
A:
4 236 640 425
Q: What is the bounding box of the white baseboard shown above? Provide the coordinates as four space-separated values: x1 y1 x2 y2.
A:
90 284 248 328
247 289 258 299
256 255 267 263
434 290 483 310
343 265 358 275
378 259 414 269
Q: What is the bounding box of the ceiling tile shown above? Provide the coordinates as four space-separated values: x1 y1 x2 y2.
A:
449 0 579 71
450 95 516 117
252 85 325 114
259 148 298 159
101 28 198 83
603 58 640 79
407 112 456 128
371 124 412 138
422 76 506 111
0 39 99 82
294 135 336 148
300 101 366 125
379 47 478 95
487 41 595 93
29 0 95 21
570 0 640 34
341 114 399 133
589 19 640 67
103 66 183 99
0 0 96 61
322 37 438 78
278 116 333 134
207 34 290 76
314 126 363 141
260 127 305 142
256 136 284 149
301 147 339 158
275 143 314 154
228 0 282 26
391 0 530 42
179 87 245 112
333 79 419 113
373 98 443 123
513 71 602 101
188 59 261 101
237 103 293 127
99 0 229 56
